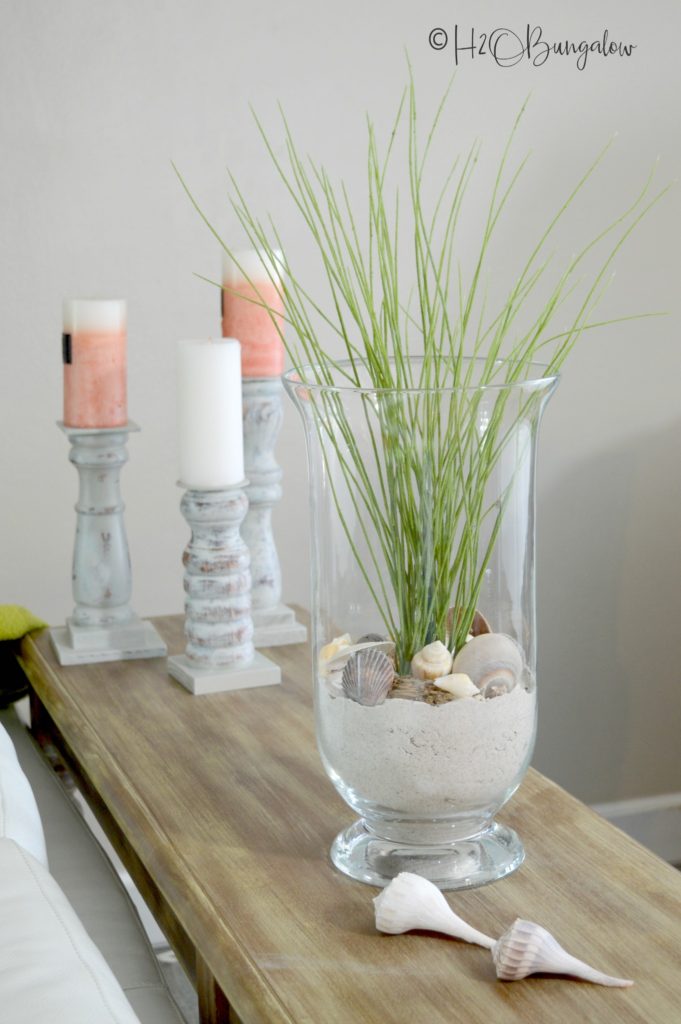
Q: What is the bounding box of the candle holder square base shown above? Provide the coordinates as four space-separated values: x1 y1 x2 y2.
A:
252 604 307 648
167 651 282 695
49 617 167 666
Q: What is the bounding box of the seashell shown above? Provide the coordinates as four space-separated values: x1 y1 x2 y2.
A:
447 606 492 642
492 919 633 987
452 633 524 698
319 633 352 672
342 648 394 706
387 676 427 701
326 639 395 672
357 632 386 643
433 673 480 699
480 676 514 699
471 609 492 636
374 872 494 948
411 640 453 681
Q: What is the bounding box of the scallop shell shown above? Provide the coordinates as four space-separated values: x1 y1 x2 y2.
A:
357 632 386 643
452 633 524 698
411 640 453 681
492 919 633 987
342 648 394 706
374 872 494 949
433 673 480 699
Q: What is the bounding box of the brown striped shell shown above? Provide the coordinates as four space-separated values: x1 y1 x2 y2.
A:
341 648 395 706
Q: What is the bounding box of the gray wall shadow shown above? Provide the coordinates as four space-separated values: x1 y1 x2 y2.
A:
533 418 681 803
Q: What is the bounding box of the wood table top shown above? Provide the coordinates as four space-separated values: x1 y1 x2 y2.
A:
19 615 681 1024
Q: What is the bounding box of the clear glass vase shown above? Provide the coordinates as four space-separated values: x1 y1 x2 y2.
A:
284 358 558 889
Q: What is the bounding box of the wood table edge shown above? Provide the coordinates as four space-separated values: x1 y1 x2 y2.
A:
18 628 298 1024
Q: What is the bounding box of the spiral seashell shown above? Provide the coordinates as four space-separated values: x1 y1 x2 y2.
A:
433 673 480 699
374 872 494 948
342 648 394 706
452 633 524 698
492 919 633 986
411 640 453 681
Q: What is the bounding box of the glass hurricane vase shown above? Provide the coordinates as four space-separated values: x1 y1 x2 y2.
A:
284 358 557 890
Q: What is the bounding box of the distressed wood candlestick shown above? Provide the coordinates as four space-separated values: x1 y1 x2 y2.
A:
49 422 167 665
167 484 281 695
242 378 307 647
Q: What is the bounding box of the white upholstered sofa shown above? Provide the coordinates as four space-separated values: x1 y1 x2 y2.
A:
0 701 185 1024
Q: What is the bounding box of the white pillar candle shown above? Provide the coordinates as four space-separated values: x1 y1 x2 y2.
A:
177 339 244 489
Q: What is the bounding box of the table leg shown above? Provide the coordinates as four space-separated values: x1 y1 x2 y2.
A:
196 954 239 1023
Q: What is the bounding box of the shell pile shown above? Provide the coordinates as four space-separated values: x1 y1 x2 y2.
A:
373 873 633 989
325 617 529 705
342 648 395 706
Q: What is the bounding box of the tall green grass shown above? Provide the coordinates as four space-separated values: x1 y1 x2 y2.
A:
178 76 666 669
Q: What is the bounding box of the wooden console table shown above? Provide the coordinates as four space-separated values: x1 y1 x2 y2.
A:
18 615 681 1024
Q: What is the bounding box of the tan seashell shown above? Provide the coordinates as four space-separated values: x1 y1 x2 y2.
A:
319 633 352 671
433 673 480 699
374 872 494 948
447 606 492 643
492 919 633 987
452 633 524 697
411 641 453 681
325 640 395 676
342 648 394 706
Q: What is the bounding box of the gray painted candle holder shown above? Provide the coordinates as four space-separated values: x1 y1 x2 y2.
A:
49 422 167 666
242 378 307 647
167 483 281 695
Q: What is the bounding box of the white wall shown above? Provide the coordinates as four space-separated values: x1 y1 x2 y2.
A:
1 0 678 804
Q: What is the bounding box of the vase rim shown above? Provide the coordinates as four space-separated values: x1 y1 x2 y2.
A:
283 356 559 397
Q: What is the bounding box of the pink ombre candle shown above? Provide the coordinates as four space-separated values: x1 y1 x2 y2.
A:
63 299 127 428
221 249 284 378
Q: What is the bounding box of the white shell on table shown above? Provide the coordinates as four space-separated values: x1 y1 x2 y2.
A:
452 633 524 698
433 673 480 699
374 872 494 949
411 641 453 681
342 648 394 706
492 919 633 987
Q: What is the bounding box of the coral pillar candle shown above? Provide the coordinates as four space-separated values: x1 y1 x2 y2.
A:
177 339 244 488
63 299 127 428
221 249 284 378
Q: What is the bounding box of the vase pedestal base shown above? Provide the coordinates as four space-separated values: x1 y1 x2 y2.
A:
330 818 524 891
